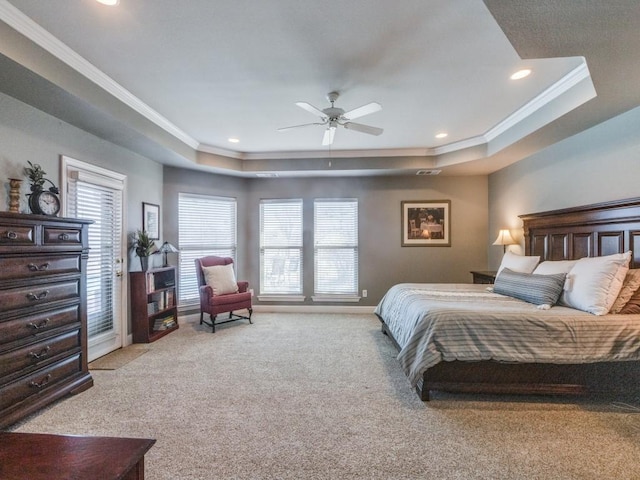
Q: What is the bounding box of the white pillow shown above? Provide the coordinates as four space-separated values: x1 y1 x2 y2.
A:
202 264 239 295
533 260 578 275
560 251 631 315
496 251 540 276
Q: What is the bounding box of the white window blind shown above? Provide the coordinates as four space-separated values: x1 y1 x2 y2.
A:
314 199 358 295
260 199 303 294
68 179 123 337
178 193 237 307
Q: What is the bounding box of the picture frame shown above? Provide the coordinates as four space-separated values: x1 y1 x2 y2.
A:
142 202 160 240
401 200 451 246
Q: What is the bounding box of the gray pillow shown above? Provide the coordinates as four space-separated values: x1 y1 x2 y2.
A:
494 268 566 307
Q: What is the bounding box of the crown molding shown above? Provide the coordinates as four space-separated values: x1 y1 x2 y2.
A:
0 0 199 150
484 61 592 143
0 1 594 168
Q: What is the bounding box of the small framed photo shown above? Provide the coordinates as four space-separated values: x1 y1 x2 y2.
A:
401 200 451 247
142 202 160 240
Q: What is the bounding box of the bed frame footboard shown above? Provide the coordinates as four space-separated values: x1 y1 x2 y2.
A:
379 315 639 401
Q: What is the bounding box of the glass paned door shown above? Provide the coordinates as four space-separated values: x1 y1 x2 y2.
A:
63 157 126 361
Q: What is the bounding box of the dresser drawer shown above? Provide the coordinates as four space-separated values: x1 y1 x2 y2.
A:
0 224 36 246
0 354 82 412
0 254 81 281
0 305 80 346
0 279 80 313
43 227 82 245
0 330 80 382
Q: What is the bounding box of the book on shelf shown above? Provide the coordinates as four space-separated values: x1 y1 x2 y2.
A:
147 301 159 315
146 272 155 293
153 315 176 331
157 293 166 310
166 290 175 306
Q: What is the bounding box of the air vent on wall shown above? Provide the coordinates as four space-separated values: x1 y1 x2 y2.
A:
416 169 441 176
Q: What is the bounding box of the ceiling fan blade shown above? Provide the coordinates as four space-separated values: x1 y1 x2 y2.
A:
277 122 325 132
343 122 383 136
322 127 336 146
296 102 327 118
342 102 382 120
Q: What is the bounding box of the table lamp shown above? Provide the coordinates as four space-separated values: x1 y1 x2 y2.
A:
493 229 516 253
157 241 179 267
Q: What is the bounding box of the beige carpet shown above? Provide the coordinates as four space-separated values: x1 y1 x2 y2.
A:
11 313 640 480
88 345 149 370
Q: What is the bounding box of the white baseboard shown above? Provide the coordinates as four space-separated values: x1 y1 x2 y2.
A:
178 305 376 322
252 305 376 314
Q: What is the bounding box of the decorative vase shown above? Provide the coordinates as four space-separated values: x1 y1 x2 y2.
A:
139 256 149 271
8 178 22 213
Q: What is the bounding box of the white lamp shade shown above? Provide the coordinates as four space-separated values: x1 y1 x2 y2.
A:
493 229 516 246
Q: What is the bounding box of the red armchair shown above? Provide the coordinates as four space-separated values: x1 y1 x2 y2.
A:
195 256 253 333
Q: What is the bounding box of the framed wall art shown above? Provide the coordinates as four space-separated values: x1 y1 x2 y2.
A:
142 202 160 240
401 200 451 246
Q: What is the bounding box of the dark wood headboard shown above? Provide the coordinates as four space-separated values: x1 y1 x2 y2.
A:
520 197 640 268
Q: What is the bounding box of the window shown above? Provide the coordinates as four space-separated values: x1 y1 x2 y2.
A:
260 199 303 297
314 199 359 299
178 193 237 307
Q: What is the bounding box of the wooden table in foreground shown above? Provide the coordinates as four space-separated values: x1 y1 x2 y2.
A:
0 432 156 480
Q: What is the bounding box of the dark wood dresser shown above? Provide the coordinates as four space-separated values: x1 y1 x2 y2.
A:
0 212 93 429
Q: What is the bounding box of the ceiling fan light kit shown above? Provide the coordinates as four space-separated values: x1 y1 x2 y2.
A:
278 91 383 146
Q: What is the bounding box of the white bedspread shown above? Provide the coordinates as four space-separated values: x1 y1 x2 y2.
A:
374 283 640 387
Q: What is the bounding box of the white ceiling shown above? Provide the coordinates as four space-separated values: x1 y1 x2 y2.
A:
1 1 639 177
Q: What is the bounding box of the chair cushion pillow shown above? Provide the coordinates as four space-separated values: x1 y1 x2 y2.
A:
493 268 566 307
203 264 239 295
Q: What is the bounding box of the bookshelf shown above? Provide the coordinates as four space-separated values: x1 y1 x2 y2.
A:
130 266 179 343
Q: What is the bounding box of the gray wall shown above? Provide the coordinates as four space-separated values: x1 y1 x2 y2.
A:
0 91 164 333
488 105 640 269
0 92 164 241
164 167 489 306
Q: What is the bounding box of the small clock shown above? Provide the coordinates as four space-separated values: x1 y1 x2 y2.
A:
29 189 61 216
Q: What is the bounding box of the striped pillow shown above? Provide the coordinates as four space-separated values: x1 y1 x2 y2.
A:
494 268 566 307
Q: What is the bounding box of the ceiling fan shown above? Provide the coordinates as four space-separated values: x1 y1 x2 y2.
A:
278 91 383 146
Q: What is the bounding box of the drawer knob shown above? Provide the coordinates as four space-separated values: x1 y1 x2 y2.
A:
3 230 18 240
26 290 49 301
29 374 52 389
27 318 50 331
29 346 51 361
28 262 50 272
58 233 70 241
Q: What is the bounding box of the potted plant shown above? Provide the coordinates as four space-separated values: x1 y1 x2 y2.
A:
24 161 46 192
132 229 157 271
24 161 61 216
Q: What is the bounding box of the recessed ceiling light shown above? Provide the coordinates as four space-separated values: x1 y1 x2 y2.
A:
96 0 120 5
435 133 448 139
511 69 532 80
228 138 240 143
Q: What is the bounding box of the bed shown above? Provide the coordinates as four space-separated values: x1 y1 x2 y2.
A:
376 197 640 401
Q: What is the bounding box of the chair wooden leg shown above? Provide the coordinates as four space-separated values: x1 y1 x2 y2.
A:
199 311 203 325
210 314 216 333
248 308 253 324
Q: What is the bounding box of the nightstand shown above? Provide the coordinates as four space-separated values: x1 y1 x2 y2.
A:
470 270 497 284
